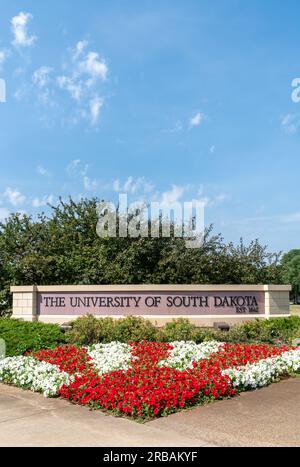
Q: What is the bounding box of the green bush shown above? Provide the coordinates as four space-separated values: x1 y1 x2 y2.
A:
114 316 158 343
191 327 220 343
158 318 196 342
264 315 300 332
66 315 158 344
0 318 66 357
262 316 300 343
2 315 300 358
66 315 117 345
64 314 300 346
216 317 300 345
220 323 259 343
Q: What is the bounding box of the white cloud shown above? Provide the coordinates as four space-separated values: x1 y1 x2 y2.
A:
112 177 154 194
89 96 103 125
124 177 138 194
37 165 51 177
83 176 98 191
12 37 108 127
112 179 120 192
79 51 108 85
214 193 226 204
55 40 108 126
189 112 205 128
66 159 81 176
210 145 215 154
57 75 82 101
73 40 89 60
193 192 227 208
32 67 54 105
280 113 300 134
3 187 26 206
32 67 52 88
0 207 10 221
11 12 36 48
32 195 54 208
160 185 187 205
58 41 108 103
110 179 226 214
0 49 9 70
14 85 28 101
157 185 226 209
67 159 98 190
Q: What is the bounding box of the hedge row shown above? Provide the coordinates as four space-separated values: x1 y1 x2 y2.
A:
1 315 300 357
66 314 300 346
0 319 66 357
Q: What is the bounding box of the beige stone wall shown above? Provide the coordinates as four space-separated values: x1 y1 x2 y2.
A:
10 284 291 326
265 290 290 316
12 287 37 322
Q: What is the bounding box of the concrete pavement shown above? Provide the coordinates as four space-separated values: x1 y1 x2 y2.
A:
1 378 300 447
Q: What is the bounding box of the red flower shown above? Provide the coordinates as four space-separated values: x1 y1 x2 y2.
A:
32 341 290 420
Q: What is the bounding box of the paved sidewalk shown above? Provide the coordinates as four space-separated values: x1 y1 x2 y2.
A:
1 378 300 447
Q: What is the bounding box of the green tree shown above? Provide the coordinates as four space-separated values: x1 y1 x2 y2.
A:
282 250 300 303
0 197 283 316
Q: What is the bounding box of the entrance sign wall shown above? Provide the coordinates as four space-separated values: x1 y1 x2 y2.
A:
11 284 291 327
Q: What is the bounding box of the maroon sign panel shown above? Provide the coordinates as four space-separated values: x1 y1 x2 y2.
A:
37 291 265 316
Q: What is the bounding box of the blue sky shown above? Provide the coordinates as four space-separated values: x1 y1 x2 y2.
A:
0 0 300 252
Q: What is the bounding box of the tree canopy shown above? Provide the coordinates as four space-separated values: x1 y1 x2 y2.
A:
0 197 283 315
281 249 300 302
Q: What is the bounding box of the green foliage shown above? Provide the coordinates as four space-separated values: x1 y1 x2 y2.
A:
2 315 300 357
158 319 218 343
219 316 300 344
0 198 283 317
66 315 158 344
281 250 300 302
0 319 66 357
282 249 300 266
66 315 117 345
114 316 158 343
191 327 220 343
264 315 300 331
158 318 196 342
65 315 300 346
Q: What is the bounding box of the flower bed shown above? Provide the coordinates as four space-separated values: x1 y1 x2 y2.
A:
0 340 299 420
0 356 72 397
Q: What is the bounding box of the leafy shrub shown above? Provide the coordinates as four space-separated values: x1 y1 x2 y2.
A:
66 315 158 344
158 318 196 342
114 316 158 343
65 314 300 346
264 315 300 332
217 317 300 345
66 315 116 345
0 318 66 357
262 316 300 343
191 327 220 343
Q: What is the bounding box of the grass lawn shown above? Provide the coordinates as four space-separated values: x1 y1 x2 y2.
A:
290 305 300 316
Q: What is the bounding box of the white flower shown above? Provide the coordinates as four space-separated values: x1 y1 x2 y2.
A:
222 349 300 390
0 356 73 397
159 341 224 370
87 342 135 374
